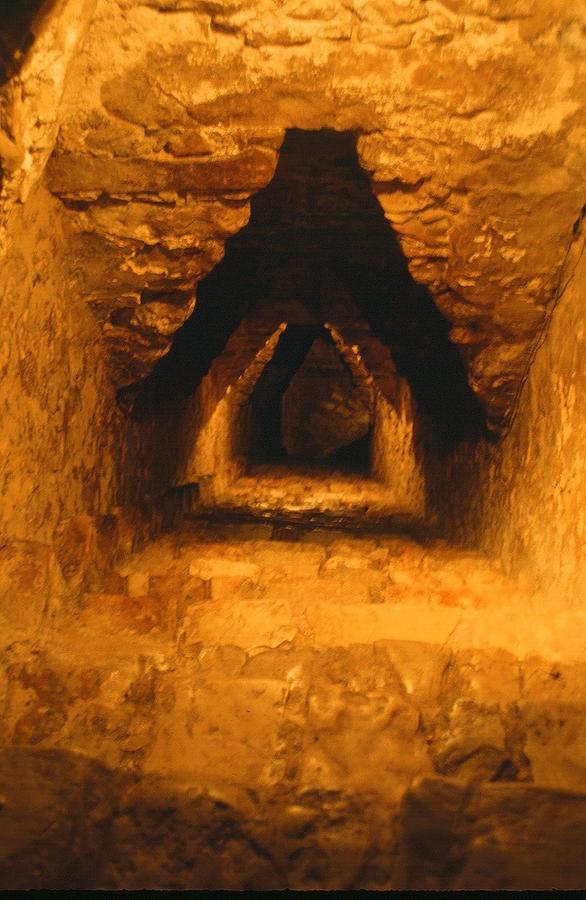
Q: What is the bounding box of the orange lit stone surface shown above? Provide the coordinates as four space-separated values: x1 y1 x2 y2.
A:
0 0 585 892
2 515 586 889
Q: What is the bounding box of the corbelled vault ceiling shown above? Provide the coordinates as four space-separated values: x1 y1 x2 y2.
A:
3 0 586 430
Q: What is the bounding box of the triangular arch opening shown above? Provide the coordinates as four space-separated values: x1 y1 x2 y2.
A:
135 127 486 523
173 302 424 520
246 324 374 472
133 128 484 447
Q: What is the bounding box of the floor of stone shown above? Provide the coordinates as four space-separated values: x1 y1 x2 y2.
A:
216 463 416 517
96 519 566 659
3 518 586 889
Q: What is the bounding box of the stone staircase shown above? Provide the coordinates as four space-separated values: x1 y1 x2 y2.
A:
2 516 586 889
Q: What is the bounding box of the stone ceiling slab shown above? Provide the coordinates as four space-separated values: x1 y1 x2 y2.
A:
23 0 585 430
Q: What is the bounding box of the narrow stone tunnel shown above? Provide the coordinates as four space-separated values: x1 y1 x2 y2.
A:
135 128 482 522
0 0 585 891
249 324 374 469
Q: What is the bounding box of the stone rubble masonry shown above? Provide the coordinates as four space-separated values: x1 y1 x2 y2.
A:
171 298 425 514
0 184 155 543
430 223 586 610
0 504 163 641
1 519 586 890
2 0 583 429
280 336 374 459
396 776 586 891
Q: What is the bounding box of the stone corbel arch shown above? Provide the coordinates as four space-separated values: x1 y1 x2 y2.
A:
173 299 425 516
324 323 424 513
3 0 577 438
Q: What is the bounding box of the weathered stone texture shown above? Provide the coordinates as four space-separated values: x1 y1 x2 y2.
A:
0 539 60 636
0 4 585 891
0 747 119 890
46 147 277 195
430 224 586 610
3 744 584 891
281 336 374 459
169 298 424 514
8 0 579 429
2 522 586 889
0 186 147 543
398 776 586 891
0 0 97 209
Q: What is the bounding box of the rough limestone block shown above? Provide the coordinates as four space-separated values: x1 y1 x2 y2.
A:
0 540 55 634
301 678 429 802
0 747 120 890
189 557 260 580
261 576 372 605
517 660 586 791
248 542 327 579
185 596 297 650
328 538 390 563
106 776 280 891
209 574 258 601
147 674 288 787
322 552 387 573
46 147 277 194
53 515 100 592
376 639 448 709
397 775 586 891
81 593 162 635
149 572 209 632
302 603 461 648
321 558 388 596
127 571 150 597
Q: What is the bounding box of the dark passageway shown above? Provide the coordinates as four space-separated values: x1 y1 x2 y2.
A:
244 324 373 474
2 2 585 892
132 130 486 450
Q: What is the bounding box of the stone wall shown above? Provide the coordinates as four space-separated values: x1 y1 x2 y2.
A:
371 388 425 515
170 300 426 517
173 318 288 498
39 0 585 433
0 0 97 213
281 336 374 460
2 521 586 890
0 184 153 543
430 227 586 607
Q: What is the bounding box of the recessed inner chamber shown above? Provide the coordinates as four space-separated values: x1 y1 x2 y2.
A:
135 129 487 518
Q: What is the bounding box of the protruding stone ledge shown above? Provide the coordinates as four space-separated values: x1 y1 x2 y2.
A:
45 147 278 195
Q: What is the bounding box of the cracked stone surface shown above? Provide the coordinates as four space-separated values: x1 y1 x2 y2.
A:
2 516 586 889
0 3 585 890
1 0 582 428
280 335 374 460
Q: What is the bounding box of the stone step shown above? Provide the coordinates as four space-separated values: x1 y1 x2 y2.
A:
183 595 463 650
3 721 586 890
114 531 515 611
71 584 586 664
256 576 377 605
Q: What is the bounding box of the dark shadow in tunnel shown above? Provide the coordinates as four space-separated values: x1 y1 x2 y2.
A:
131 129 488 450
0 0 49 84
243 324 373 474
245 324 322 463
